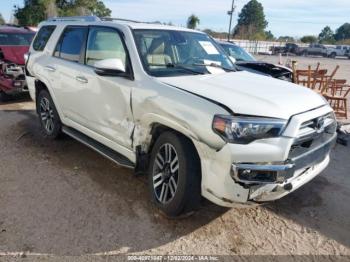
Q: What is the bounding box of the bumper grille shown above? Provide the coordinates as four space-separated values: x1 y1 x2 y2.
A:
289 112 336 159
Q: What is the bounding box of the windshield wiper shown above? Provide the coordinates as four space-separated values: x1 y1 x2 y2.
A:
148 63 205 75
193 63 237 72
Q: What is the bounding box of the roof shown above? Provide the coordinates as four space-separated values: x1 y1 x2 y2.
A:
42 16 204 34
0 25 35 34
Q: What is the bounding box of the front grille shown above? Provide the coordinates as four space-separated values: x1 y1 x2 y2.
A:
289 112 336 159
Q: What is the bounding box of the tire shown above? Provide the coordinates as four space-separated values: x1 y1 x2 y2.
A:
148 131 201 217
37 89 62 139
330 53 336 59
303 51 308 57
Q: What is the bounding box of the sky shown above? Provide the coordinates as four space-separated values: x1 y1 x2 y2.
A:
1 0 349 37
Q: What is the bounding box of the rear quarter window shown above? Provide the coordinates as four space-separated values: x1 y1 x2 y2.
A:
33 25 56 51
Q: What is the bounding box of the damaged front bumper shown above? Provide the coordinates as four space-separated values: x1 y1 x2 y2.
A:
0 64 28 95
233 133 336 202
0 78 28 94
197 105 337 208
231 133 336 186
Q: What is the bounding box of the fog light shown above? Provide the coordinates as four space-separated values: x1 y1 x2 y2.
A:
237 169 277 183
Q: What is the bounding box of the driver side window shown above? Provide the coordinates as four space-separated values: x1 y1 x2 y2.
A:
85 27 127 67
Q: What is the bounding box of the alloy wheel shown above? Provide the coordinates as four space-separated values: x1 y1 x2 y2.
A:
152 143 179 204
39 97 55 134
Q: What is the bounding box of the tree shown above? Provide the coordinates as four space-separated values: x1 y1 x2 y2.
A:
265 30 275 41
59 0 111 17
334 23 350 41
14 1 46 26
300 35 318 43
277 36 295 42
14 0 111 26
187 14 200 29
318 26 335 44
42 0 58 18
233 0 268 40
0 13 5 25
203 29 228 39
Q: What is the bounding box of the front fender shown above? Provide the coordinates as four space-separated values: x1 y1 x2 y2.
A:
132 79 229 151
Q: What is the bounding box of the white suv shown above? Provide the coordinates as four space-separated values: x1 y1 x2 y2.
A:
26 16 337 217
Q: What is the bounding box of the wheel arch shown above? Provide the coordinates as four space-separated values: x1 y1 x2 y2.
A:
148 122 202 182
134 119 203 177
34 78 64 120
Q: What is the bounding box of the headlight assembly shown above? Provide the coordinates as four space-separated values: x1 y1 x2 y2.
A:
212 115 287 144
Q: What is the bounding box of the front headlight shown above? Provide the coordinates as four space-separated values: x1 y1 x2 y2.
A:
212 115 287 144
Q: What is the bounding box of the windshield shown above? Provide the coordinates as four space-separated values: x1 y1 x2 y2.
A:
0 33 35 46
220 43 256 62
133 29 235 77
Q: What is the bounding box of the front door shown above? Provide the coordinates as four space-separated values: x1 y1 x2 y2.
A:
66 26 135 149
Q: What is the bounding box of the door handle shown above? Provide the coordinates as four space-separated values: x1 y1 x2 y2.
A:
75 76 88 84
45 66 56 72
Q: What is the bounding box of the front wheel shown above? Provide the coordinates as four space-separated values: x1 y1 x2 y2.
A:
37 90 62 139
148 131 201 217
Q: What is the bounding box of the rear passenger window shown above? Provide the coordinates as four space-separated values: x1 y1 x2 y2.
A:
85 27 127 67
54 26 87 62
33 26 56 51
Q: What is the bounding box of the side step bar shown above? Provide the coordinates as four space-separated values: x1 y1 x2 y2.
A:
62 126 135 169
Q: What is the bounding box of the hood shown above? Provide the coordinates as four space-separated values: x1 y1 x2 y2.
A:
236 61 292 78
238 61 292 72
0 46 29 65
159 71 326 119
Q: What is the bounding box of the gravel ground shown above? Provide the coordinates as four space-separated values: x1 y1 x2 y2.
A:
0 96 349 259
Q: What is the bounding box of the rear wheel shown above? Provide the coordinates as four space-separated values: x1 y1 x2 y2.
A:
148 131 201 217
330 52 336 58
37 90 62 139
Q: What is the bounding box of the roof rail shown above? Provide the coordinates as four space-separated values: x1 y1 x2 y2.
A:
100 17 168 26
100 17 142 23
47 16 101 22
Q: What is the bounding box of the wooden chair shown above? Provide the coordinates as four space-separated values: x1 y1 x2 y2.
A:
295 66 314 88
328 79 347 96
293 63 322 88
323 80 350 119
318 65 340 95
310 69 328 91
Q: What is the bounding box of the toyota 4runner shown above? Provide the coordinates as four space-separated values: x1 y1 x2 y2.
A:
26 16 337 217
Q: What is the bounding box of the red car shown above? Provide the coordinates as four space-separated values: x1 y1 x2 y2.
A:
0 26 35 101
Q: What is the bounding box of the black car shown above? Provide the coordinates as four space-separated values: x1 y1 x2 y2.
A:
218 41 293 81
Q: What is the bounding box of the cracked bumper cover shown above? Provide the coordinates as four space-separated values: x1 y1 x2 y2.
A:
198 132 336 207
231 133 336 185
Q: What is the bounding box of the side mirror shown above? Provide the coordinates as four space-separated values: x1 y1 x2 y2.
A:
94 58 126 76
229 56 236 64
